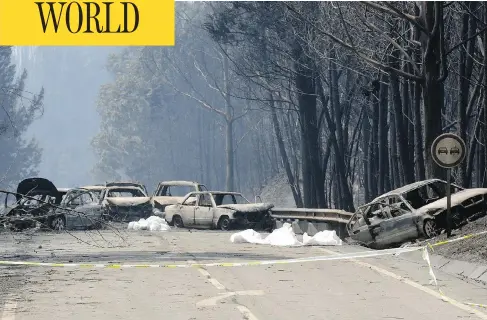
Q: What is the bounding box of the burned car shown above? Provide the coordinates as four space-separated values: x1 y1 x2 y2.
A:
80 185 107 200
164 191 274 231
106 181 148 196
347 179 487 249
47 188 103 230
2 177 63 230
151 181 207 216
100 185 152 222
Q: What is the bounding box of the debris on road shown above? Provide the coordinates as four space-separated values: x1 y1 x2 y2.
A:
127 216 171 231
230 223 342 246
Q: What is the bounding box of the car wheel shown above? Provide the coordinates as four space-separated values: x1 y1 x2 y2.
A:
51 216 66 231
172 215 184 228
423 219 437 238
218 216 231 231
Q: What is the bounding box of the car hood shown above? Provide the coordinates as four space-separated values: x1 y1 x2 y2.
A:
151 196 185 206
16 177 60 202
217 203 274 212
417 188 487 214
105 197 151 206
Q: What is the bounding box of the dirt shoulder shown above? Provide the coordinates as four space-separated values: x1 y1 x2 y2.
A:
420 215 487 265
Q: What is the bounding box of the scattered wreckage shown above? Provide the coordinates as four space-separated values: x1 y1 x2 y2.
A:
151 181 207 217
1 178 64 231
1 179 154 231
164 191 274 231
347 179 487 249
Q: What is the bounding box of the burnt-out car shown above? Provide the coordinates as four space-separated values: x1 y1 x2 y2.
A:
151 181 208 217
100 186 152 222
106 182 148 196
47 188 103 231
347 179 487 249
2 178 63 230
164 191 274 231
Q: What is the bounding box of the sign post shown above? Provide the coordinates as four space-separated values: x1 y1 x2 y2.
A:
431 133 466 238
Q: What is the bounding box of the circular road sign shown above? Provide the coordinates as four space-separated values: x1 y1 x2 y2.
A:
431 133 466 168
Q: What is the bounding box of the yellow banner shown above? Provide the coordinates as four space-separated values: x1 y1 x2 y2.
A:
0 0 175 46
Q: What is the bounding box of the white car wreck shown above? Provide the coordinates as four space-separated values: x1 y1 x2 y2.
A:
151 181 207 216
164 191 275 231
347 179 487 249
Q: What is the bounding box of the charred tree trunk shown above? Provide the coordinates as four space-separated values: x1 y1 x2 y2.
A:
370 79 380 197
378 72 390 194
391 49 414 184
294 42 323 207
483 4 487 187
420 1 446 180
270 92 303 207
223 54 235 191
362 99 371 202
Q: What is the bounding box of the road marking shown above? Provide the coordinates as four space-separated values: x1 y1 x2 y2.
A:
236 305 259 320
320 248 487 320
1 298 17 320
197 268 226 290
196 290 264 307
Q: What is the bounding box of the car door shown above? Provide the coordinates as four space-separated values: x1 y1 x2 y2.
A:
348 202 387 247
347 211 374 245
194 193 214 226
62 191 85 228
372 196 418 246
76 192 101 227
177 194 197 226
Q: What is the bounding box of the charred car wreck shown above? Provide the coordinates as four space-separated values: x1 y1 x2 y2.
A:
2 178 63 231
164 191 274 231
347 179 487 249
100 185 152 222
151 181 207 217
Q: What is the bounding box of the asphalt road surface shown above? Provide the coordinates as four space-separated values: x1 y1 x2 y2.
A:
0 228 486 320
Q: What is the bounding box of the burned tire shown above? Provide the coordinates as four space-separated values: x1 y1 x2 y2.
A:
51 216 66 231
218 216 231 231
172 215 184 228
423 219 437 238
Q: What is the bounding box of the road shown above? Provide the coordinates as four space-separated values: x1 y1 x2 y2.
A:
0 227 486 320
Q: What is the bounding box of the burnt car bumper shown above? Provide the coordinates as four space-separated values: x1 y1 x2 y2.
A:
104 204 153 222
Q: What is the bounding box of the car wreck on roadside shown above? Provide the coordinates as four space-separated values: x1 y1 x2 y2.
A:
150 181 207 217
100 185 152 222
1 177 63 231
347 179 487 249
47 188 104 231
164 191 275 231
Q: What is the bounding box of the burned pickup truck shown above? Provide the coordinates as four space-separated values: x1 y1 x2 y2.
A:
347 179 487 249
164 191 274 231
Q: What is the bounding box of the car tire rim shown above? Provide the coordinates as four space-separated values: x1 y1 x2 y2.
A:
424 220 436 238
53 218 65 231
174 217 183 228
221 219 229 230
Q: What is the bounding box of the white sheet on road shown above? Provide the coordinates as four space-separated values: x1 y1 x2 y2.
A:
127 216 171 231
230 223 342 246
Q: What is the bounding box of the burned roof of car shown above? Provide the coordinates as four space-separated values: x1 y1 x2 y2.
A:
371 179 447 202
190 191 243 195
157 181 201 186
81 185 107 190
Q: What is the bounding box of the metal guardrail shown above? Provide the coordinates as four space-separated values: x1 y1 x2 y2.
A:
270 207 354 224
